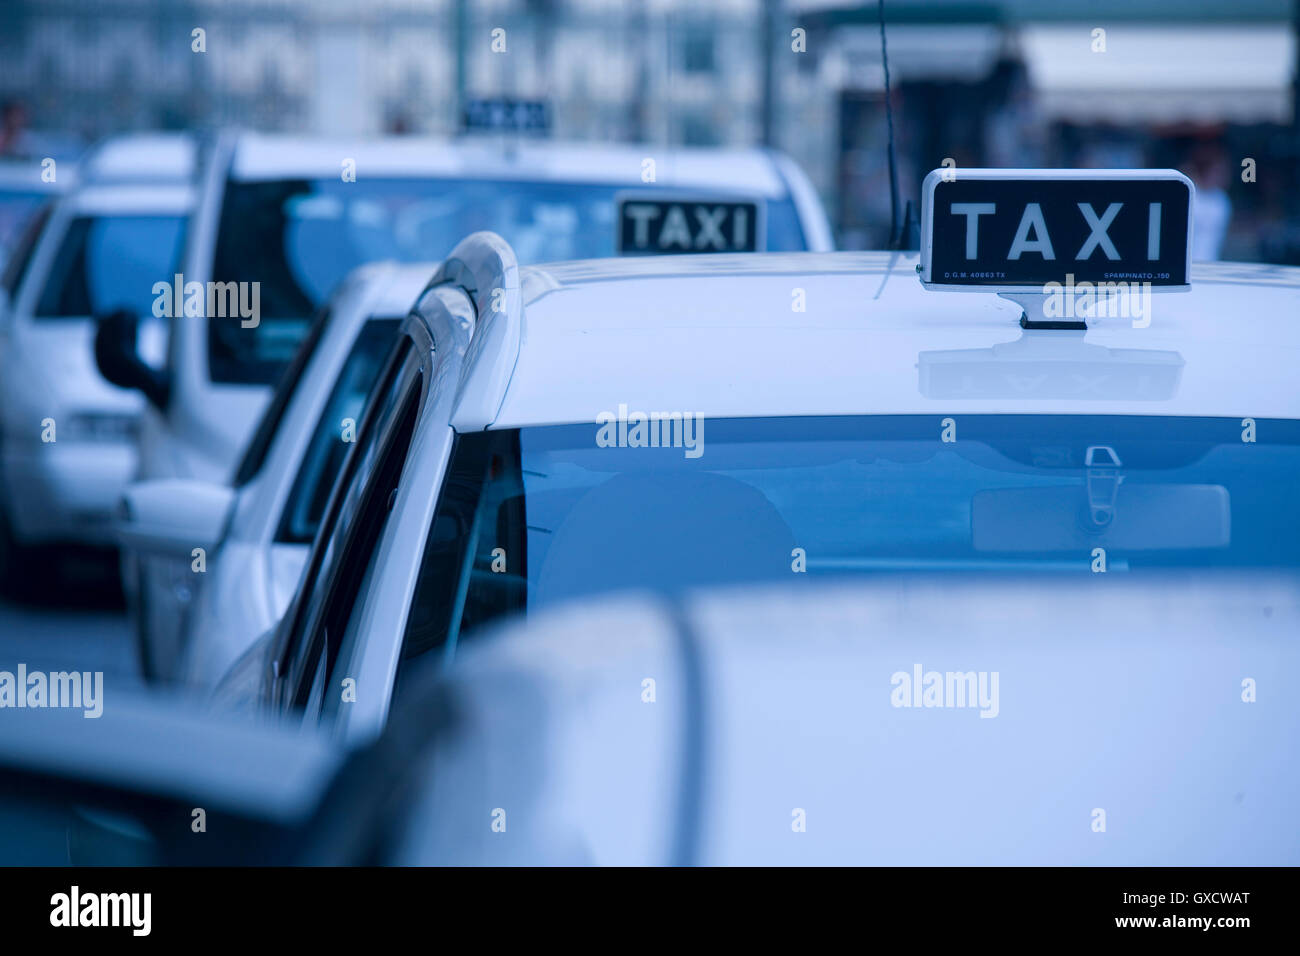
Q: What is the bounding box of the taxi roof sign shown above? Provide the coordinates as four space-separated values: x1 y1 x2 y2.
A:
919 169 1194 293
462 97 550 135
615 193 764 255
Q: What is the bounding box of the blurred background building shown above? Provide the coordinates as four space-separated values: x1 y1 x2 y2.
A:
1 0 1297 259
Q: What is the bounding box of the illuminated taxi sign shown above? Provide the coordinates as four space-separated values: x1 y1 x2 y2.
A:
919 169 1194 291
616 194 763 255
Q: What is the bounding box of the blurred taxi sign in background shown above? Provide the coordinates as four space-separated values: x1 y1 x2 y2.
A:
616 195 763 254
461 97 551 135
919 169 1195 290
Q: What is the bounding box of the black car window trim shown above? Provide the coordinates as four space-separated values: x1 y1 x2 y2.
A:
276 338 425 711
272 335 415 703
290 371 423 713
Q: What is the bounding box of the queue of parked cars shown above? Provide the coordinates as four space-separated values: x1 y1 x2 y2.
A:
94 129 831 680
1 126 1298 866
0 134 192 591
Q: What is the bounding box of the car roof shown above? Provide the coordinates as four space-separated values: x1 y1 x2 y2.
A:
477 252 1300 427
0 160 69 193
68 182 196 216
229 132 790 197
349 260 438 318
79 132 196 185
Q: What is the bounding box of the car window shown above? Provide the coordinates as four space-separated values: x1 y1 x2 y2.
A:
396 429 525 690
391 414 1300 702
276 317 402 543
293 379 422 718
34 214 185 318
763 197 808 252
232 302 332 487
208 176 807 385
276 340 421 714
1 202 51 296
0 192 49 283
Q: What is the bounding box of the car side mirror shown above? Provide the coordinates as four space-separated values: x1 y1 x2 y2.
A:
94 307 171 412
116 479 236 558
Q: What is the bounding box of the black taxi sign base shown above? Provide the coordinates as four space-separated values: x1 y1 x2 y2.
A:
919 169 1195 293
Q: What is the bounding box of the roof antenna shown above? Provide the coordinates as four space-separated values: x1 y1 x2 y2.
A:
877 0 912 250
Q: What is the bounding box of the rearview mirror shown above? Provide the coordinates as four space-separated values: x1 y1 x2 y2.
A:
972 484 1230 553
94 308 171 412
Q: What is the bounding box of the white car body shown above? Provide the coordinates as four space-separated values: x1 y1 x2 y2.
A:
127 131 831 679
0 135 192 564
224 235 1299 760
150 132 832 484
383 574 1300 865
176 262 434 688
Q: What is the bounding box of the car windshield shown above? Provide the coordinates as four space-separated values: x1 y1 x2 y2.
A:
230 303 333 487
0 188 47 261
35 214 185 319
208 176 807 384
397 414 1300 666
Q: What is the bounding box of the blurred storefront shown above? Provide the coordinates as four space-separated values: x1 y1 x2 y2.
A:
799 0 1300 260
1 0 1297 261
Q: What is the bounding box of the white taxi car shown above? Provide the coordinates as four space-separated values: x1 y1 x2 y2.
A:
106 130 830 680
348 574 1300 865
0 133 193 590
118 262 433 683
220 171 1299 755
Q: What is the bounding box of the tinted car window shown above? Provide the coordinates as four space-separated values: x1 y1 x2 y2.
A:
0 201 50 296
208 176 808 384
276 317 402 543
392 414 1300 696
0 189 47 263
35 214 184 318
286 373 423 714
274 339 418 711
763 197 808 251
231 303 332 487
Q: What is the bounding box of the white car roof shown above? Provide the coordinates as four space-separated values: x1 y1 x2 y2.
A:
80 132 196 185
229 133 791 198
0 160 68 193
69 182 195 216
347 260 438 318
483 252 1300 427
